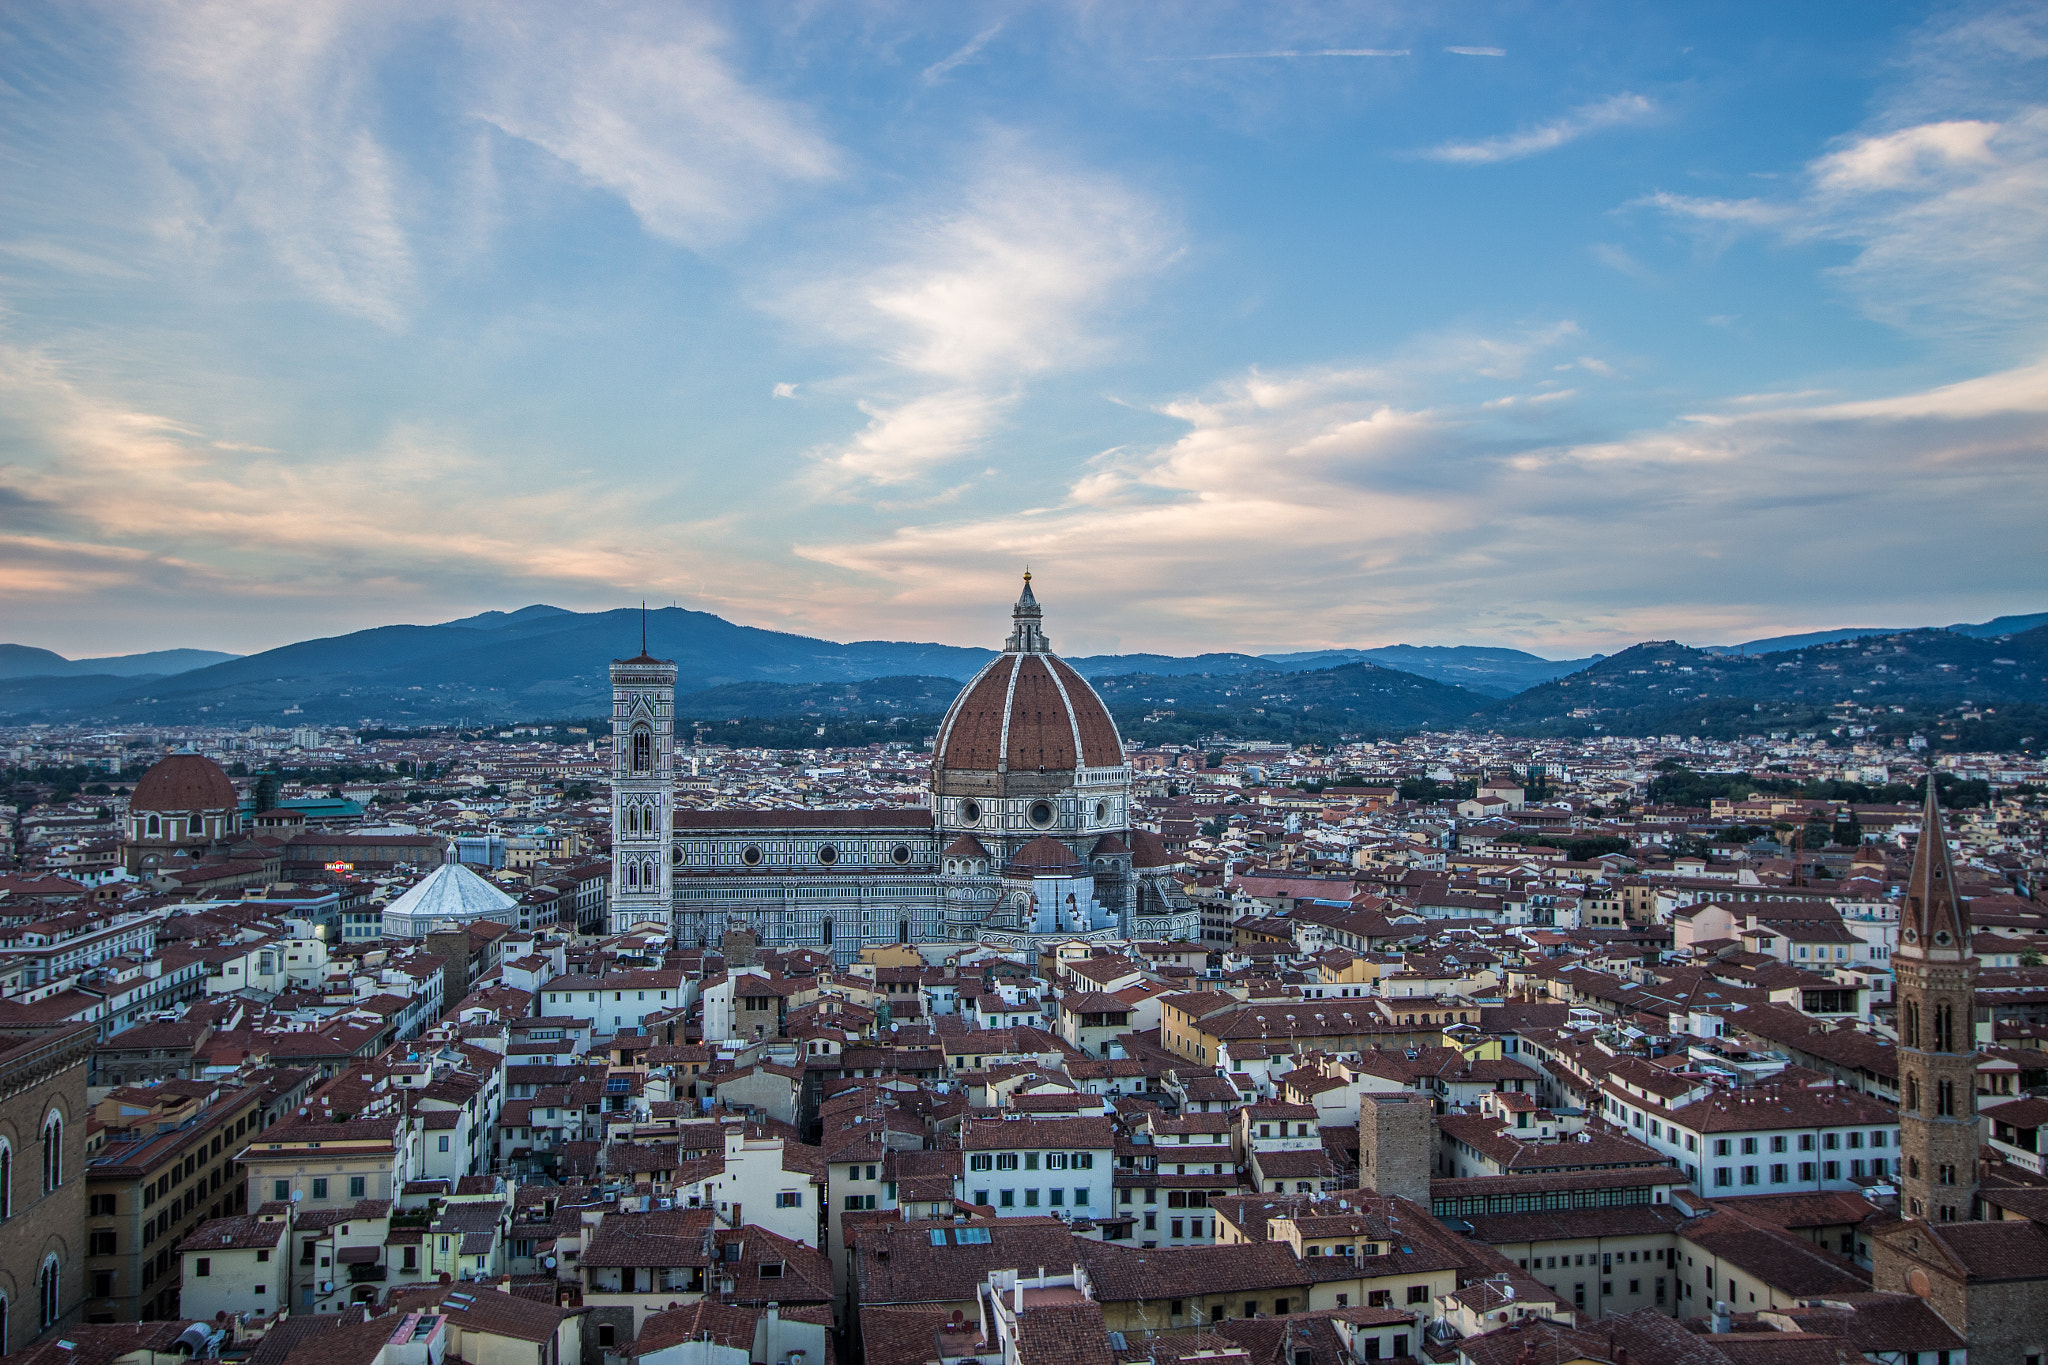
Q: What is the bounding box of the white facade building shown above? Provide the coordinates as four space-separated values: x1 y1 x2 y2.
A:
1601 1060 1898 1195
380 862 519 938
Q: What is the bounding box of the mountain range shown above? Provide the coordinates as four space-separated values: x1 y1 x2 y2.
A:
0 643 241 680
0 604 2040 738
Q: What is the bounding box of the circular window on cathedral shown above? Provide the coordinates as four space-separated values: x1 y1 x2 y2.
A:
962 799 980 824
818 845 838 865
672 847 683 864
1095 801 1108 821
1902 928 1917 944
741 845 763 867
1934 930 1951 945
1030 801 1054 828
892 844 911 865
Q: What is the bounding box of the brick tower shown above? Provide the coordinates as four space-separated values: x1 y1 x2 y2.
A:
1893 778 1977 1222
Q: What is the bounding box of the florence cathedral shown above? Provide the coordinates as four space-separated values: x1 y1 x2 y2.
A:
605 575 1197 960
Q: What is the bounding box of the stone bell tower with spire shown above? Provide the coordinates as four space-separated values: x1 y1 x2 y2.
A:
609 609 677 936
1894 777 1978 1222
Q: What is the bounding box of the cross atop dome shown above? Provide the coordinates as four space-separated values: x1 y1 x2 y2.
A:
1004 568 1051 654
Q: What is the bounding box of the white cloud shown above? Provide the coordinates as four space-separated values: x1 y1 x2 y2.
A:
790 145 1179 485
1698 356 2048 423
922 24 1004 85
847 161 1176 383
1590 242 1657 281
0 340 714 608
820 390 1018 485
0 239 146 280
1652 110 2048 338
803 345 2048 653
131 1 417 327
1645 6 2048 343
1421 93 1657 165
1157 49 1411 61
470 5 838 250
1444 47 1507 57
67 2 836 325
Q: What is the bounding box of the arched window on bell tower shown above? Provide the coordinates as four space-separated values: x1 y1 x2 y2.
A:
37 1255 57 1330
631 728 652 773
40 1113 60 1192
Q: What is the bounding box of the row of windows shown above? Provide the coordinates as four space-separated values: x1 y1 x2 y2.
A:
1712 1159 1886 1186
968 1151 1096 1171
273 1175 368 1201
137 814 223 839
1709 1130 1888 1156
620 800 664 836
971 1187 1092 1208
1433 1186 1655 1218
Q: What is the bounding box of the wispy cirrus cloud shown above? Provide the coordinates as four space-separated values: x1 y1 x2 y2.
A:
922 24 1004 84
1153 48 1410 61
1420 92 1657 164
34 1 838 328
1648 111 2048 339
1644 5 2048 342
127 0 418 327
469 4 838 250
785 145 1179 486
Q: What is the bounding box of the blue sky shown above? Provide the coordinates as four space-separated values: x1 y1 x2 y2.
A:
2 1 2045 660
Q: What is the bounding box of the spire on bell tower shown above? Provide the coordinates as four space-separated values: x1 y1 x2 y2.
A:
1004 568 1051 653
1904 776 1969 954
1895 772 1980 1223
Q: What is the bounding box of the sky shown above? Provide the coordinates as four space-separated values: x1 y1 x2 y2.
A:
2 1 2045 662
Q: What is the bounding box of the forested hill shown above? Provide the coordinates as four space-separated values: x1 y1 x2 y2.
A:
1089 661 1492 743
1484 627 2048 739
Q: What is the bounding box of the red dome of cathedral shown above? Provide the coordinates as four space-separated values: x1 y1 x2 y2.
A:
932 575 1123 775
130 752 239 814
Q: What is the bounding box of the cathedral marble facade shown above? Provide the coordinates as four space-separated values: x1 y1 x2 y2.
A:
610 577 1198 960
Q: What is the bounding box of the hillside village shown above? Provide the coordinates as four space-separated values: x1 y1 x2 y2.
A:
1 702 2047 1365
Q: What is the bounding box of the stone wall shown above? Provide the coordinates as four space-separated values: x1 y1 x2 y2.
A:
0 1027 94 1352
1357 1091 1433 1204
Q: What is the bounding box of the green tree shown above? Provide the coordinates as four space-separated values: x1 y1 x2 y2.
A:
1400 776 1476 803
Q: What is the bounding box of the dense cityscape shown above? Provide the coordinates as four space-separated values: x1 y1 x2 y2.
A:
0 577 2042 1365
6 2 2043 1363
